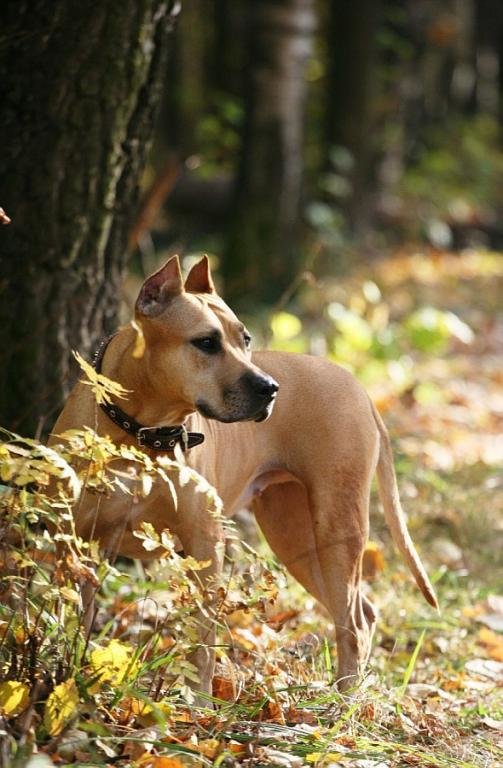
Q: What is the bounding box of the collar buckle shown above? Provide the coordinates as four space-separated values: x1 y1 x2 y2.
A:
137 426 156 447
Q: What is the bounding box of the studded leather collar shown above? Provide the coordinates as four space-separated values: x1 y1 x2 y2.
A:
92 334 205 452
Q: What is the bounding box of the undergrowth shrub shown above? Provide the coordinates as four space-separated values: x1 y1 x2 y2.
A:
0 418 276 760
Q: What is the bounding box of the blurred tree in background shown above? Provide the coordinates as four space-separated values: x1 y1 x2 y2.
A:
156 0 503 285
1 0 503 433
223 0 316 306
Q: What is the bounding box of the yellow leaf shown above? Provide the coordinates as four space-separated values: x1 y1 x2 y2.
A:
90 639 140 686
0 463 13 482
73 350 130 405
136 757 186 768
306 753 342 765
362 540 385 581
0 681 30 716
44 678 79 735
197 739 221 759
126 697 152 717
478 627 503 661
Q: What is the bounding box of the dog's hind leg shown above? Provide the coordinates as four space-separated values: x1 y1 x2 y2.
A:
254 479 377 692
253 480 330 607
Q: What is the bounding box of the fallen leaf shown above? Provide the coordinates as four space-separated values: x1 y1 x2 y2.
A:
89 639 140 687
136 756 186 768
465 658 503 681
405 683 456 701
196 739 221 759
266 609 299 631
478 627 503 661
306 752 343 765
262 748 304 766
481 715 503 731
44 679 79 736
0 681 30 716
262 698 285 724
477 593 503 632
284 706 318 725
362 541 385 581
228 741 246 755
212 674 236 702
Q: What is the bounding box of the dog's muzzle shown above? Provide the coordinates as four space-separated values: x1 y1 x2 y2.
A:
196 371 279 423
241 371 279 421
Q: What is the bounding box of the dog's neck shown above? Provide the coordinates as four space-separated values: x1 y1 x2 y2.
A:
99 325 194 429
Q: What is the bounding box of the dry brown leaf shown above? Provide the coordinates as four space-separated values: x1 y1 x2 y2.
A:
266 609 299 631
212 674 236 702
262 698 285 724
228 741 246 755
284 705 318 725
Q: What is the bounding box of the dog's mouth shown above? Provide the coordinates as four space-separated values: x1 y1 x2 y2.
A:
196 394 277 424
253 398 276 422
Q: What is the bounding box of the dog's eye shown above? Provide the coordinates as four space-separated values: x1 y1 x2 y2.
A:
243 333 252 349
191 336 221 354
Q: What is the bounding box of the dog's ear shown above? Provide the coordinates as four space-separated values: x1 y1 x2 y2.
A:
184 255 216 294
135 256 184 317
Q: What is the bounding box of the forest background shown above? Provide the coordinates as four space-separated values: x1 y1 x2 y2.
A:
0 1 502 766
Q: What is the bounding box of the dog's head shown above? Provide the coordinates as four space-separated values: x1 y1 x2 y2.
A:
134 255 278 423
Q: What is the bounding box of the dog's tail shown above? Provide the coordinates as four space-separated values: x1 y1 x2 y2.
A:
371 400 439 609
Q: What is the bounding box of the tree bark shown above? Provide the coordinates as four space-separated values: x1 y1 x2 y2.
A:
223 0 316 307
0 0 177 435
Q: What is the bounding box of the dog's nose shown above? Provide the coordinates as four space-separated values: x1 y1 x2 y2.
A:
256 376 279 399
245 373 279 400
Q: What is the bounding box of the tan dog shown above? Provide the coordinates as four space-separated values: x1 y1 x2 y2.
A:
50 255 438 697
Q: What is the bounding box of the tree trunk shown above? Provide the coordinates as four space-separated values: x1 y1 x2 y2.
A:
164 0 207 157
473 0 503 117
0 0 176 436
325 0 381 235
212 0 248 97
223 0 316 307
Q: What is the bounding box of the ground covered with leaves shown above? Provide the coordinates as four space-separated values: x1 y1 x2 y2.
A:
1 248 502 767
